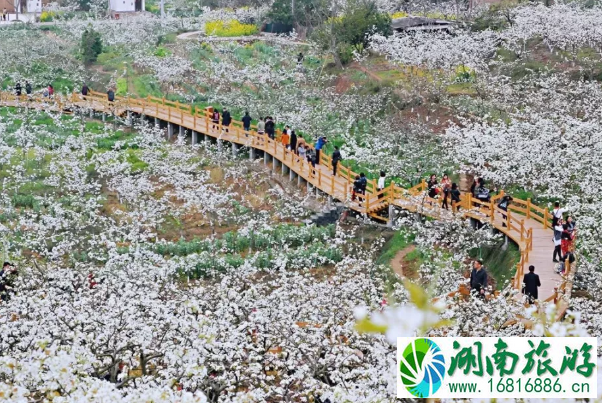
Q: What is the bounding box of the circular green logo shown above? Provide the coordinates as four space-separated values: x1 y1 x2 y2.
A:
399 338 446 398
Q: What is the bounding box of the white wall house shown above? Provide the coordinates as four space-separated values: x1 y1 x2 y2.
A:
26 0 42 13
109 0 144 13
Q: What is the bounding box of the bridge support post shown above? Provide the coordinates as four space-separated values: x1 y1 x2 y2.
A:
102 113 106 122
387 205 396 228
232 143 239 157
167 123 174 139
264 153 272 165
127 111 133 127
192 131 199 144
298 175 304 187
179 125 185 139
327 196 333 208
282 164 289 176
490 226 496 236
469 217 478 230
249 147 256 160
217 140 223 152
307 181 312 193
89 109 94 118
273 159 280 172
154 117 159 128
289 169 297 182
414 212 422 222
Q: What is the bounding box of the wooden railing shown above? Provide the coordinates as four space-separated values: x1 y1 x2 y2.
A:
0 90 571 303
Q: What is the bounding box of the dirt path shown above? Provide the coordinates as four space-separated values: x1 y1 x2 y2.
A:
390 245 416 279
177 31 308 46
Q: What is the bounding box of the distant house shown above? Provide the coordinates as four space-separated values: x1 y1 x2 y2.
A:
0 0 49 17
109 0 144 14
391 17 455 33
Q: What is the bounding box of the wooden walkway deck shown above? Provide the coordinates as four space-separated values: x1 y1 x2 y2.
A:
0 91 574 308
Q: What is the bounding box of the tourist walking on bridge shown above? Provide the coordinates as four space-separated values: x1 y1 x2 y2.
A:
242 111 252 133
257 117 265 135
450 183 461 212
281 128 290 148
211 109 220 129
427 174 438 199
107 88 115 102
470 260 488 298
222 108 231 133
290 130 298 155
315 136 326 165
498 195 513 226
522 265 541 304
332 146 342 176
265 117 275 139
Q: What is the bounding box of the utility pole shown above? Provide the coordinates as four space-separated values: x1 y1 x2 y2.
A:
160 0 165 21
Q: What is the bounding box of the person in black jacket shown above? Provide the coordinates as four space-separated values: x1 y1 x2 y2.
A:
82 83 89 97
470 260 488 297
522 265 541 304
265 117 275 139
498 195 513 226
221 108 231 133
331 146 342 176
15 82 22 96
290 130 298 155
427 174 438 199
25 81 32 95
107 89 115 102
450 183 461 212
242 111 252 134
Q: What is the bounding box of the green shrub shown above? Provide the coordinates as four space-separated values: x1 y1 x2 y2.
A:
81 28 103 64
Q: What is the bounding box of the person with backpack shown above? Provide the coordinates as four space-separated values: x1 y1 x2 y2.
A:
25 82 32 96
221 108 231 133
450 183 461 212
497 195 513 226
332 146 342 176
212 109 220 130
15 82 22 97
242 111 252 134
358 173 368 206
107 88 115 102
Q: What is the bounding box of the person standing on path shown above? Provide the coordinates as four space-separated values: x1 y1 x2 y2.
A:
497 195 513 226
221 108 231 133
25 82 32 96
553 219 564 262
257 117 265 135
470 260 488 298
427 174 438 199
441 174 451 209
15 82 22 97
315 136 326 165
522 265 541 304
450 183 461 212
82 83 89 98
332 146 342 176
377 171 386 199
265 117 275 139
290 130 298 155
281 129 290 149
358 172 368 206
552 202 567 227
242 111 252 135
107 88 115 102
352 175 361 202
211 109 220 130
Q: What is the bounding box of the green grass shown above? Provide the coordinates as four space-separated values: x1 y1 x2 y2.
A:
447 82 478 95
377 230 415 266
132 75 162 98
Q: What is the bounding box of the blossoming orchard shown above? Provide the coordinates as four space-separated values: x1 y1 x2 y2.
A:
0 1 600 402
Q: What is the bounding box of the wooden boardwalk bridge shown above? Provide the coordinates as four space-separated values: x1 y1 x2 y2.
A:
0 90 574 312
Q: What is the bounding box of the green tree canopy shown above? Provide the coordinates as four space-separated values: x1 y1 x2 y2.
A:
81 28 103 65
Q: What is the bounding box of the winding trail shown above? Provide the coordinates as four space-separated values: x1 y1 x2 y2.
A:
0 91 573 313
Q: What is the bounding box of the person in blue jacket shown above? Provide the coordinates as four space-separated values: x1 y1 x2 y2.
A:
315 136 327 165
